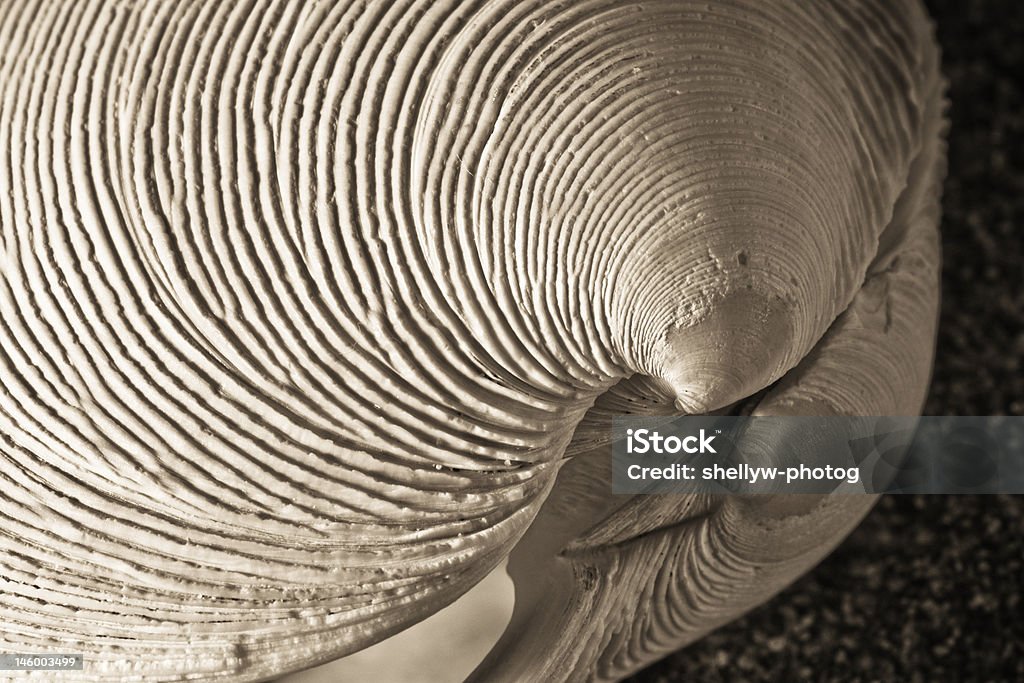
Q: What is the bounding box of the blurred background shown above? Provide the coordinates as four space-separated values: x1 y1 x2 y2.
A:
630 0 1024 680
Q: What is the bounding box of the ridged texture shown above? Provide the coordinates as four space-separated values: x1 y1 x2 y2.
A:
0 0 944 681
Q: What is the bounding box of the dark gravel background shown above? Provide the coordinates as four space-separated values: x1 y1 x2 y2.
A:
629 1 1024 681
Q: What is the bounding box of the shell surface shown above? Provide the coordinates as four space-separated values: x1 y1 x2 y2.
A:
0 0 945 680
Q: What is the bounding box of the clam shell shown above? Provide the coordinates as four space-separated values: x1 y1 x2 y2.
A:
0 0 945 680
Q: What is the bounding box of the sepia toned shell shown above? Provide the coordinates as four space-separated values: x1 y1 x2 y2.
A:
0 0 945 681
